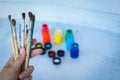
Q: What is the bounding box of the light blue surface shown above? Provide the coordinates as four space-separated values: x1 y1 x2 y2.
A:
0 0 120 80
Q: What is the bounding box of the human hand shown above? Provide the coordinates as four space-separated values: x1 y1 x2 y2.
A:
0 38 42 80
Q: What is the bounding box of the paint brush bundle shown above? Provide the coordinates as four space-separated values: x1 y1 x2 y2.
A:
8 11 35 70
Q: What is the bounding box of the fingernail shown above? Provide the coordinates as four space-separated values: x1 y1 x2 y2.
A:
20 48 25 57
19 73 25 80
19 74 23 79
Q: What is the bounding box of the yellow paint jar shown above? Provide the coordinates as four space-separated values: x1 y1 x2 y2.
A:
54 29 63 44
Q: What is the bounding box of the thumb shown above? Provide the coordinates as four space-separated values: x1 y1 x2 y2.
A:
13 48 26 70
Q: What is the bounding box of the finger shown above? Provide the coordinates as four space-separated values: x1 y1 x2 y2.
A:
32 38 37 45
31 48 43 58
24 75 32 80
13 48 26 70
19 66 34 80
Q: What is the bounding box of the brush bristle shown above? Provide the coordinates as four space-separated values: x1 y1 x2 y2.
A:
22 12 25 20
28 12 33 21
12 19 16 27
8 15 11 21
26 29 29 34
26 25 28 28
26 25 28 33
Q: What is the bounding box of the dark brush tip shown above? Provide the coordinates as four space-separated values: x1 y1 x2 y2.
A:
8 15 11 21
28 11 33 21
12 19 16 27
22 12 25 19
26 25 28 28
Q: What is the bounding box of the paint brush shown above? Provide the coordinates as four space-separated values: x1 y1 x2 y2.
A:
31 14 35 37
24 12 34 70
8 15 16 60
21 12 25 48
11 19 19 59
25 25 29 46
19 24 21 48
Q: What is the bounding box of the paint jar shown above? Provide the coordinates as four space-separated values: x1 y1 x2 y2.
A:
65 29 74 51
70 43 79 58
54 29 63 44
41 24 51 44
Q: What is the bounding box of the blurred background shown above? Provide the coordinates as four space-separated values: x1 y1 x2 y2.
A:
0 0 120 80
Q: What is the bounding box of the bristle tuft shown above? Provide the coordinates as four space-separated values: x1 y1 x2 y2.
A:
8 15 11 21
22 12 25 20
12 19 16 27
28 12 33 21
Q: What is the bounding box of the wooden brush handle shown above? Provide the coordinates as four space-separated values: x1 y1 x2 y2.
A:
24 21 33 70
11 33 16 60
14 39 19 58
25 37 31 70
9 21 17 60
21 20 25 48
13 29 19 58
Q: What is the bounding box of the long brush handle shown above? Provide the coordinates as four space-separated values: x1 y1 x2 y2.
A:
19 24 21 48
10 31 16 60
21 20 25 48
10 23 16 59
24 21 32 69
13 27 19 58
25 37 31 69
14 38 19 58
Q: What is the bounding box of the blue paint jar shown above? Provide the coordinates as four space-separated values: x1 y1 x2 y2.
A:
70 43 79 58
